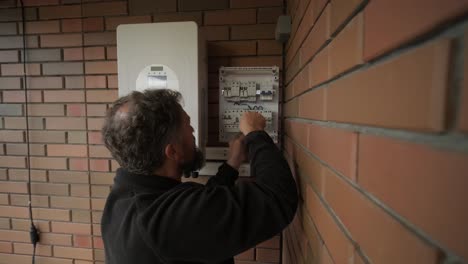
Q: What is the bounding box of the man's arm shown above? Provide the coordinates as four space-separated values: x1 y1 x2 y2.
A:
204 162 239 187
205 133 246 187
135 113 298 263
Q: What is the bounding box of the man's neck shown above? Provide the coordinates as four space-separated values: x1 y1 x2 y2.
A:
153 163 182 182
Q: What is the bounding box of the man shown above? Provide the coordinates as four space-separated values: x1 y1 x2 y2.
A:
101 89 298 264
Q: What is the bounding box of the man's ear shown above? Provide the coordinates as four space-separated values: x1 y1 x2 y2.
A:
164 143 180 161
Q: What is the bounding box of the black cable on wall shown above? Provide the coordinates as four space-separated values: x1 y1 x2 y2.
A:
18 1 40 263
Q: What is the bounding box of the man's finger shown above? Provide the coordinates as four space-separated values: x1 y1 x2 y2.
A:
233 132 244 140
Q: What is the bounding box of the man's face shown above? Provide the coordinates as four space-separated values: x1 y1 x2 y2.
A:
178 110 204 176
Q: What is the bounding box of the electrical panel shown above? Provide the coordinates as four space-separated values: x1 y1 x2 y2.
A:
219 66 279 143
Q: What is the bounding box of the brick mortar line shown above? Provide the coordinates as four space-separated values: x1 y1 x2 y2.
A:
283 212 305 261
283 0 314 56
354 134 359 183
308 179 372 264
285 134 464 262
284 9 468 92
2 127 88 130
285 0 299 18
283 227 301 263
284 0 369 71
284 150 371 264
329 0 369 39
279 0 287 155
1 153 87 157
447 34 464 131
285 36 331 85
286 116 468 154
284 5 323 70
302 203 324 244
281 229 292 261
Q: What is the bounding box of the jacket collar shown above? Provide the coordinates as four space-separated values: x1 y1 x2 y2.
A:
114 168 181 191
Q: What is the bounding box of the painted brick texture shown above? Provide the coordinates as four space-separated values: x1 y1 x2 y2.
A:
283 0 468 263
0 0 285 264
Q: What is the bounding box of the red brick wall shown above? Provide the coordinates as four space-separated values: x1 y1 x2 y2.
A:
282 0 468 263
0 0 284 263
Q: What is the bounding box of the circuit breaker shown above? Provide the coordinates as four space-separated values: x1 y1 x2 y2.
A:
219 66 279 142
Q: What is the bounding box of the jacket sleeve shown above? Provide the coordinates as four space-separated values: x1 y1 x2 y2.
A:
205 162 239 187
135 130 298 263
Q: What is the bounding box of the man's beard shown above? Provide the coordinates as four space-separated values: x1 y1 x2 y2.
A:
180 147 205 177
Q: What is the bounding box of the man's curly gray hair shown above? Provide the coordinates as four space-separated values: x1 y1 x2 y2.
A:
102 89 183 175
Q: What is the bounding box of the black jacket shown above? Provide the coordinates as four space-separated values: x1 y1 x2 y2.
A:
101 131 298 264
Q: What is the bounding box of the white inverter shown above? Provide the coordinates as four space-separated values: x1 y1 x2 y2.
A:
116 22 207 151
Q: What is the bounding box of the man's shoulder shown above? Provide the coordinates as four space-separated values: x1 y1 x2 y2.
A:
132 181 204 207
